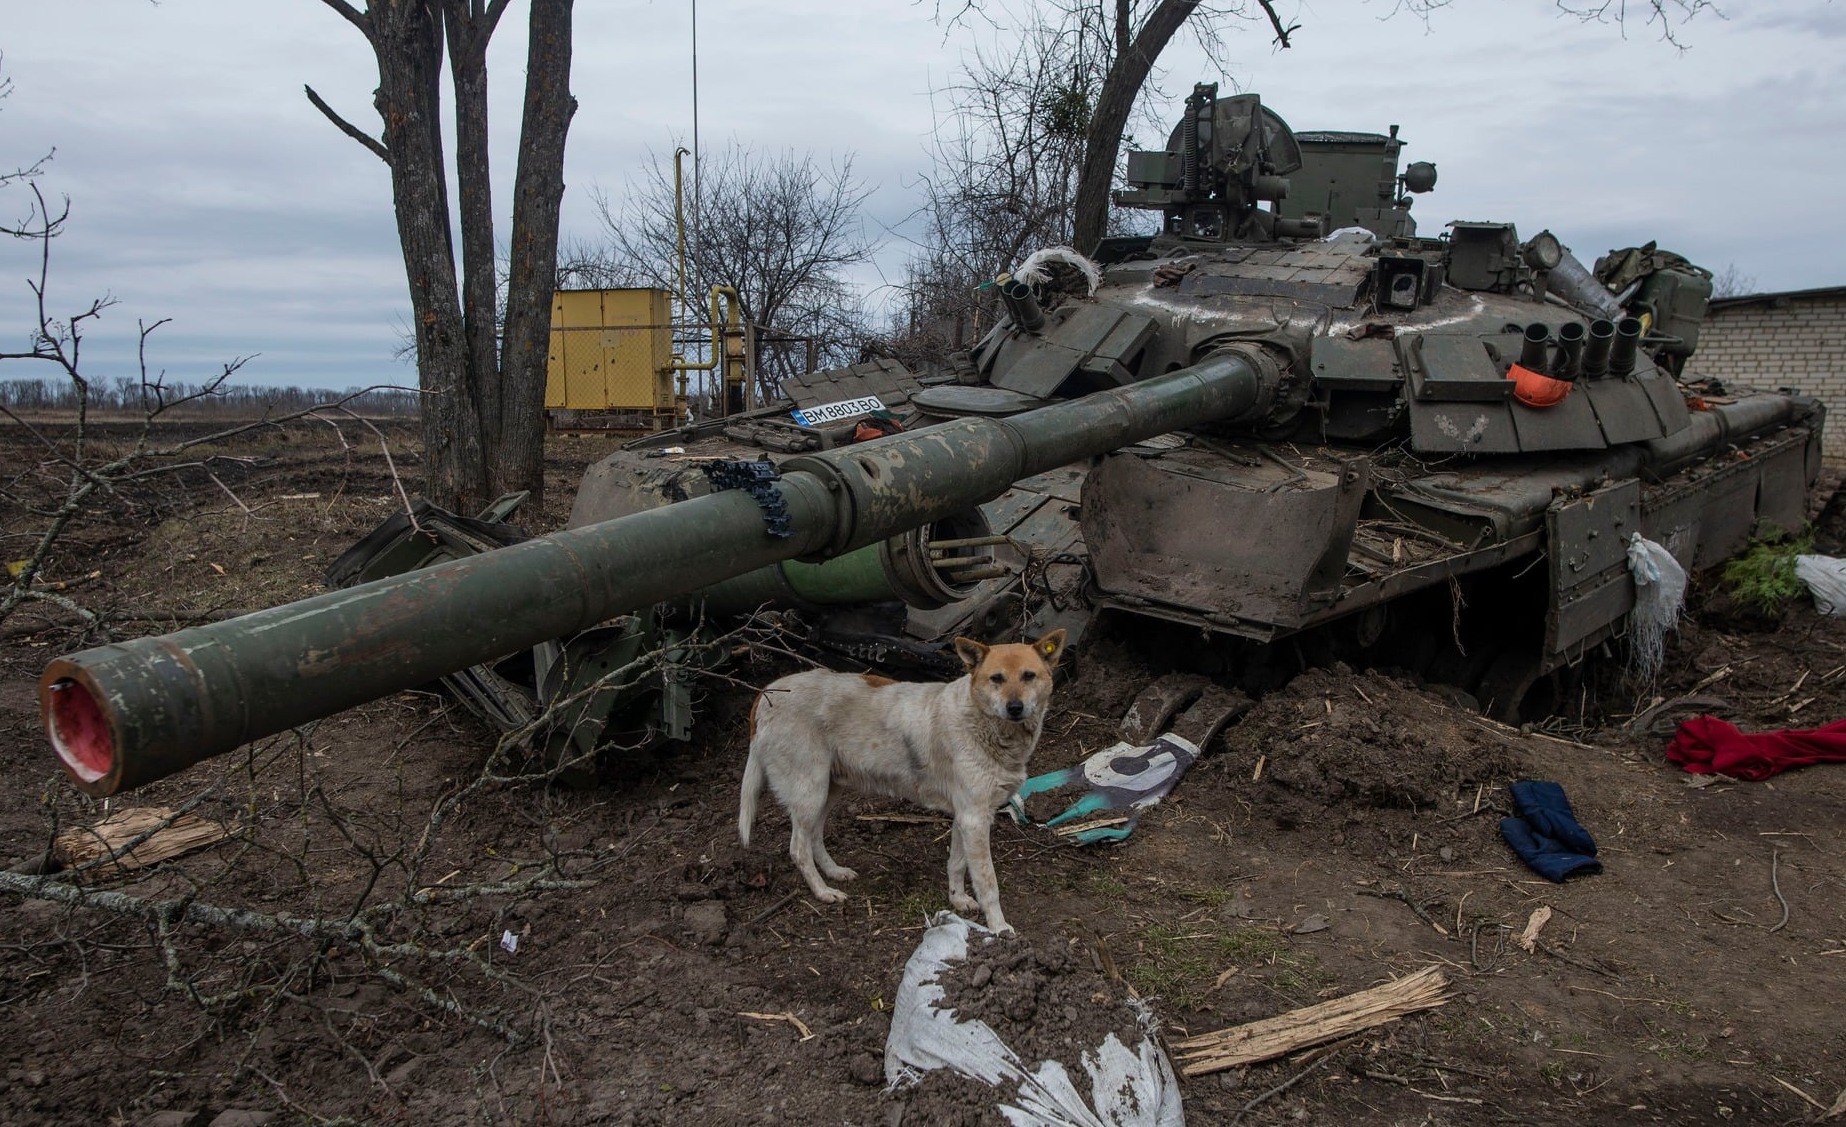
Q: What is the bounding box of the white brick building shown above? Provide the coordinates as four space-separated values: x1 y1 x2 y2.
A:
1692 285 1846 458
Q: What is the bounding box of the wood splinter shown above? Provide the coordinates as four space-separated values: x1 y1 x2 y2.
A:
1173 965 1450 1076
53 806 235 875
737 1010 815 1041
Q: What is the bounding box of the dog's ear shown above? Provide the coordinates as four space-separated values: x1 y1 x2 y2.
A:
953 636 989 672
1033 629 1068 667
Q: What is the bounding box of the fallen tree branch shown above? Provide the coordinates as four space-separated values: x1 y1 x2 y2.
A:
0 867 594 1040
1228 1041 1341 1126
1535 940 1623 981
1357 887 1450 936
2 605 254 639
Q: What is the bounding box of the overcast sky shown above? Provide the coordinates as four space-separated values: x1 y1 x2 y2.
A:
2 0 1842 392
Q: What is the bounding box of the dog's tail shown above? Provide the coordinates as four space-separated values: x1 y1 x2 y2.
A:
738 745 765 847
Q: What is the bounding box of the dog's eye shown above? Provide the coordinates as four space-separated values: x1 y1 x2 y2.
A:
989 673 1006 684
1021 671 1037 682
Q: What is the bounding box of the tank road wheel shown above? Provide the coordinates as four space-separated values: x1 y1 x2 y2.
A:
1477 649 1549 725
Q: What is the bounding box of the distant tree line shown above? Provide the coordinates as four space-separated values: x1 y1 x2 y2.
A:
0 378 420 416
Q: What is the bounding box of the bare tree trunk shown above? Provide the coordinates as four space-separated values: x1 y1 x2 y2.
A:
368 0 488 512
1071 0 1202 255
444 1 504 494
495 0 576 503
313 0 574 513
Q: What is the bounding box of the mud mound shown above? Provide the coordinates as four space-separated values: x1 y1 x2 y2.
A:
934 931 1143 1061
1227 664 1522 810
891 1069 1015 1127
894 930 1154 1123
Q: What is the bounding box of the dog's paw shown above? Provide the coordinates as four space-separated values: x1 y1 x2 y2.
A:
821 864 858 882
949 891 979 914
815 886 850 903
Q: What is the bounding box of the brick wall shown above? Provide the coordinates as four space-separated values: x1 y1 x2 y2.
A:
1691 291 1846 457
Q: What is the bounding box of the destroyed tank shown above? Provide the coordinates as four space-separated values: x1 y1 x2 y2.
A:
564 83 1822 716
39 84 1823 796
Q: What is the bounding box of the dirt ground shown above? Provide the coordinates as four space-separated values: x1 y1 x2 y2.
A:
2 416 1844 1126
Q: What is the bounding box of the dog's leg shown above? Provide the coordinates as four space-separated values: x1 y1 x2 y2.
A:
812 789 858 884
945 822 978 915
955 808 1010 934
785 784 849 904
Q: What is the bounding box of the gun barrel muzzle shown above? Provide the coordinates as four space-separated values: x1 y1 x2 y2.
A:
1583 318 1615 378
1519 323 1552 373
1611 316 1643 376
1000 278 1045 332
1554 321 1586 380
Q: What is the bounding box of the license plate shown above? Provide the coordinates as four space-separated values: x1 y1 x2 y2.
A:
790 395 885 427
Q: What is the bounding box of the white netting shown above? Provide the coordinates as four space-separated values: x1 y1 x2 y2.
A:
1626 533 1687 686
1013 247 1103 297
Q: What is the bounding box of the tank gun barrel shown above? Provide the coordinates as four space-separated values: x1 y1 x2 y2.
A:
41 349 1278 796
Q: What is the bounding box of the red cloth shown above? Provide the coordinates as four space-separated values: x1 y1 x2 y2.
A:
1666 714 1846 781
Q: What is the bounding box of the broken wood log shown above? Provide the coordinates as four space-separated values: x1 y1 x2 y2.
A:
1173 966 1450 1076
53 806 234 874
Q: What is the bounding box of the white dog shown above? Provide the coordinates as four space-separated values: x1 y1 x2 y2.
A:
739 631 1067 934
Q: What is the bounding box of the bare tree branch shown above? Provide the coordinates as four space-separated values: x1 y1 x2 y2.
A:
304 83 390 163
315 0 372 40
1254 0 1297 47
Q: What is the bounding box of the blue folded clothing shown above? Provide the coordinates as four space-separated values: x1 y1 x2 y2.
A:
1500 779 1601 882
1508 779 1598 855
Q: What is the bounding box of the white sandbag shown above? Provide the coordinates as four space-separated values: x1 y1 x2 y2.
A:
1795 554 1846 615
884 913 1184 1127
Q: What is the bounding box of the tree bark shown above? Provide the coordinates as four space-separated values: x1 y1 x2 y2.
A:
366 0 487 512
1070 0 1203 255
495 0 576 502
443 1 505 495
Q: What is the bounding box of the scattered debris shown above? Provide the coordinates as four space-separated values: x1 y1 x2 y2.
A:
1516 906 1553 953
737 1010 815 1041
1357 887 1449 936
1769 850 1790 933
1012 733 1202 844
1625 693 1731 736
1172 966 1450 1076
1771 1075 1829 1114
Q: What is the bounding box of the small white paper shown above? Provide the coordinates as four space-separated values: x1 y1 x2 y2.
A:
500 929 519 955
